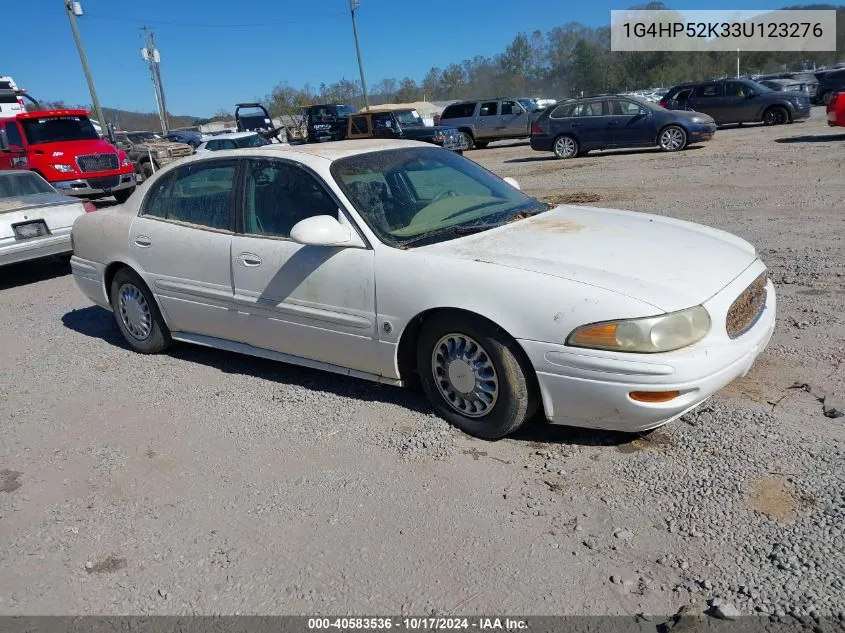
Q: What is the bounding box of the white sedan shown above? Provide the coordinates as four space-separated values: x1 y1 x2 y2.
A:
193 131 271 154
69 140 775 439
1 170 94 267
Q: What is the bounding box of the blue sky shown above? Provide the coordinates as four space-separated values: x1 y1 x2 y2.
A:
4 1 791 117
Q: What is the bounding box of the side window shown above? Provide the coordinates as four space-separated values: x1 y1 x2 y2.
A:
501 101 522 115
158 160 237 230
694 84 722 98
573 101 605 116
724 82 748 97
5 121 23 146
373 113 394 130
243 159 337 238
220 139 237 150
550 104 575 118
479 102 499 116
205 140 219 151
610 100 647 115
141 171 174 219
350 116 370 135
441 103 476 119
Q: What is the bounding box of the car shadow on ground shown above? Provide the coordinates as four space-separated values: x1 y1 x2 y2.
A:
504 145 704 163
775 133 845 143
0 258 70 290
61 304 634 447
93 199 121 210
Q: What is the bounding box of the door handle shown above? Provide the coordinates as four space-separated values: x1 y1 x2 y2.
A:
237 253 262 267
134 235 152 247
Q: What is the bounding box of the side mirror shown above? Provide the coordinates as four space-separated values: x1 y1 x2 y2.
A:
107 122 116 144
503 176 520 190
0 129 8 151
290 215 352 247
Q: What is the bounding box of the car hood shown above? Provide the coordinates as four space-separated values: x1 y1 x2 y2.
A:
29 139 119 157
671 109 716 123
420 205 759 312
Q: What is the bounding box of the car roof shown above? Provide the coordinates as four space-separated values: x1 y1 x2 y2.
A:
186 139 431 163
203 131 260 140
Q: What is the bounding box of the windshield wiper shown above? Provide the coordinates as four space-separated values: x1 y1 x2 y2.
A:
397 223 494 248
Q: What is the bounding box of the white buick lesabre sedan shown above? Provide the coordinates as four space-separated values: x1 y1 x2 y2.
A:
69 140 775 439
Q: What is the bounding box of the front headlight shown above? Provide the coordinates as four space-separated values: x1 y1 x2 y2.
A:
121 157 132 167
690 115 709 123
52 163 75 173
155 149 169 158
433 133 445 142
567 305 711 353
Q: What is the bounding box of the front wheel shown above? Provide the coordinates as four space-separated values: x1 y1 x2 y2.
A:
416 314 536 439
658 125 687 151
459 131 475 150
553 135 578 159
763 106 789 126
140 162 155 181
110 267 171 354
113 186 135 204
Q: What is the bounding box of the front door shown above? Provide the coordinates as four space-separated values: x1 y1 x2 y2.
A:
230 157 380 375
723 81 756 122
0 121 28 170
476 101 501 138
129 158 240 340
606 99 656 147
500 100 529 136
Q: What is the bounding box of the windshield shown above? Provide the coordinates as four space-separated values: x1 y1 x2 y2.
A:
518 99 539 113
0 171 56 198
394 110 424 126
332 147 549 248
127 132 156 143
234 134 270 148
336 105 356 117
20 115 100 144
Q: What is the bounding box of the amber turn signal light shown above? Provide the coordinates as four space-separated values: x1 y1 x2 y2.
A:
629 390 681 403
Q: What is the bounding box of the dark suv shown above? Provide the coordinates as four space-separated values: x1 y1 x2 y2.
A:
660 79 811 126
304 103 358 143
815 69 845 105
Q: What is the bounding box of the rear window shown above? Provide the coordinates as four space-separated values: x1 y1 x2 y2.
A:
0 93 18 104
440 103 476 119
0 171 55 198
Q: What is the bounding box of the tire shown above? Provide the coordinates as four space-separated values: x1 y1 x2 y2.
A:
553 135 578 159
141 162 155 180
763 106 789 126
416 313 536 440
821 90 833 105
113 186 135 204
658 125 687 151
110 267 171 354
473 140 489 149
459 131 475 150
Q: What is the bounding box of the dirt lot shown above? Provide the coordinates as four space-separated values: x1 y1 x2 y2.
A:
1 109 844 619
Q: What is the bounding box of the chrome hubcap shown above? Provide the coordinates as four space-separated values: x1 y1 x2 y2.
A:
555 137 576 157
661 128 683 150
431 333 498 418
118 283 152 340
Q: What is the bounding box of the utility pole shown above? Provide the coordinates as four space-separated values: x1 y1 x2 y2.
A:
63 0 106 130
736 49 740 78
349 0 369 111
141 27 169 134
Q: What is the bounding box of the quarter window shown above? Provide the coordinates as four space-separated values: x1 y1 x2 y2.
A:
440 102 476 119
142 160 236 230
243 159 337 238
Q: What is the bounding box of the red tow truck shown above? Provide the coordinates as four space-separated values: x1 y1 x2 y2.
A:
826 92 845 128
0 109 136 202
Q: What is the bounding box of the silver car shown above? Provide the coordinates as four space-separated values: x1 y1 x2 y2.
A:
438 98 542 150
0 171 92 266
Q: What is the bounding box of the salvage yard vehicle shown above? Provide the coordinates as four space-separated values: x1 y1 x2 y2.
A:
815 69 845 105
305 103 357 143
114 131 194 182
346 109 465 152
438 98 543 149
827 92 845 127
530 95 716 159
234 103 285 143
660 79 811 126
69 140 775 439
0 170 94 266
194 131 271 154
0 109 136 202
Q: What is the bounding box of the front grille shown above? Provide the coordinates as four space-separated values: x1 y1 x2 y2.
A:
86 175 121 190
76 153 119 173
726 273 768 338
169 146 193 158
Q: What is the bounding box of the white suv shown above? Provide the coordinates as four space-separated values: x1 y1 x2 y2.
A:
0 76 26 119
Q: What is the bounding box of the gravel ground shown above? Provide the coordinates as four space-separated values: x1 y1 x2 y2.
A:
1 108 844 619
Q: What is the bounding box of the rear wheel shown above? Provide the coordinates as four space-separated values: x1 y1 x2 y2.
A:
763 106 789 126
110 267 171 354
416 313 536 439
821 90 833 105
658 125 687 151
113 186 135 204
459 131 475 150
553 135 578 159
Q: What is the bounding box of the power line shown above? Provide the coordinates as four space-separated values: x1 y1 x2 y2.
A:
83 11 347 29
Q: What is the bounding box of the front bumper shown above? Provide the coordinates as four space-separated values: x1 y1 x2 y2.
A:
53 172 137 197
0 229 72 267
519 262 776 432
792 104 812 120
688 123 716 142
70 256 110 309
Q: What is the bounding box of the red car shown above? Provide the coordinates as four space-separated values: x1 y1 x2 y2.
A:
0 109 136 202
827 92 845 127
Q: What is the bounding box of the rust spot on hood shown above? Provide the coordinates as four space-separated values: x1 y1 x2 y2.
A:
542 191 602 205
524 217 584 234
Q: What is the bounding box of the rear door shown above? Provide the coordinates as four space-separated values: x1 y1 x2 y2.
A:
606 99 655 147
687 83 729 122
129 158 240 340
569 100 610 149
